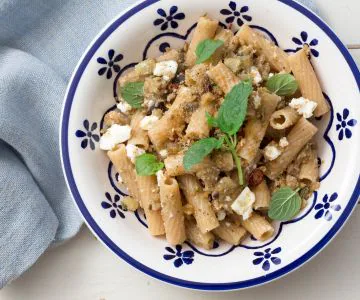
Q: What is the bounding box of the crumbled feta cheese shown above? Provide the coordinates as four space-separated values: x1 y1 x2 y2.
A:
253 93 262 109
289 97 318 119
139 115 159 131
231 187 256 220
117 101 132 113
125 144 145 164
279 137 289 148
250 66 262 85
264 145 282 161
159 149 168 158
156 170 165 186
153 60 178 81
268 72 274 78
217 210 226 221
99 124 131 150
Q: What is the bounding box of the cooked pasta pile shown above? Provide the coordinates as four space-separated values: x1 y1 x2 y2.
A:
100 16 329 249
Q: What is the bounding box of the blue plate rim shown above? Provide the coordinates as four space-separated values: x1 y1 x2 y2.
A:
60 0 360 291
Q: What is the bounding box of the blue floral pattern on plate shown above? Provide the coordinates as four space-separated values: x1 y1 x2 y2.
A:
220 1 252 27
336 108 357 140
97 49 123 79
101 192 126 219
75 120 99 150
153 6 185 31
163 245 194 267
292 31 319 57
253 247 282 271
315 193 341 221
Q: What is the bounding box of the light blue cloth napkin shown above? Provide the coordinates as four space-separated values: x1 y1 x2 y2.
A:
0 0 316 289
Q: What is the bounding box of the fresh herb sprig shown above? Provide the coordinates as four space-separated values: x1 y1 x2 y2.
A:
183 81 253 185
195 39 224 64
120 81 144 108
268 187 301 221
266 73 298 96
135 153 164 176
183 137 224 171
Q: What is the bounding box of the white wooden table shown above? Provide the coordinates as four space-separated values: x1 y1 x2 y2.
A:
1 1 359 299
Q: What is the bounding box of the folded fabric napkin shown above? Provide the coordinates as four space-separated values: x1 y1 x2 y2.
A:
0 0 317 288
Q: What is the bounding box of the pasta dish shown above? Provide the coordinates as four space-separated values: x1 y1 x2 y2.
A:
99 16 329 249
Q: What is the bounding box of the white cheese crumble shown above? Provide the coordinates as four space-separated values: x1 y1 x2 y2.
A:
268 72 274 78
279 137 289 148
217 210 226 221
99 124 131 150
253 93 262 109
289 97 318 119
264 145 282 161
156 170 165 186
231 187 255 220
159 149 168 158
125 144 145 164
153 60 178 81
117 101 132 114
250 66 262 85
139 115 159 131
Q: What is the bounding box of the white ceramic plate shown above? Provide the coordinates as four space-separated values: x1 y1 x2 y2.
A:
60 0 360 290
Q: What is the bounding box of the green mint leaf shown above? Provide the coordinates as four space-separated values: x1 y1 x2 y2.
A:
268 187 301 221
183 137 224 170
266 74 298 96
216 81 253 135
195 39 224 64
120 81 144 108
206 111 218 128
135 153 164 176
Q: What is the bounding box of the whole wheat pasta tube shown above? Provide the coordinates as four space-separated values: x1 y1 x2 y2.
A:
265 118 318 180
148 87 195 150
156 49 181 62
299 147 319 184
270 107 300 130
241 213 274 241
238 88 280 162
178 175 219 233
288 47 329 117
159 177 186 245
186 92 216 139
117 69 146 88
210 28 234 65
236 25 290 72
107 145 140 203
185 16 219 67
137 175 165 236
207 62 240 94
212 151 234 172
185 218 215 250
253 180 271 211
164 154 214 177
213 221 247 245
127 111 149 149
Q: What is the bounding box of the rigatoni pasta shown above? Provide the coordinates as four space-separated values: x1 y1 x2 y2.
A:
185 16 218 67
159 177 186 245
236 25 291 73
288 47 329 117
99 15 328 250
